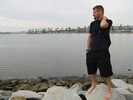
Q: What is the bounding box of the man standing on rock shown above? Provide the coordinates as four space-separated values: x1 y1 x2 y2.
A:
86 5 113 100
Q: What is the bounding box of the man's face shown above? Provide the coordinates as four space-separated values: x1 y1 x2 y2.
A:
93 9 101 20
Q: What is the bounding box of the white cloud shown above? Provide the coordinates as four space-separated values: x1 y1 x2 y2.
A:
0 0 133 31
0 16 58 32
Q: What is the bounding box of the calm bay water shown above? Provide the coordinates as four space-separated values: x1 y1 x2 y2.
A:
0 33 133 79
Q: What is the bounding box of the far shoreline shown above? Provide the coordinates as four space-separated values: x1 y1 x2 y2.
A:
1 31 133 34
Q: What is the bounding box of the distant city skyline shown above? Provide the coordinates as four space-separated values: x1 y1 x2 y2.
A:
0 0 133 32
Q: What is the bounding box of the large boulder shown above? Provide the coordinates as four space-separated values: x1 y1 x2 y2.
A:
42 84 82 100
114 88 133 100
9 90 43 100
112 79 133 100
112 79 129 89
85 83 126 100
112 79 133 93
10 96 26 100
0 90 12 100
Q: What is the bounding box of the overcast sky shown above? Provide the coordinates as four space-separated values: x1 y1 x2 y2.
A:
0 0 132 32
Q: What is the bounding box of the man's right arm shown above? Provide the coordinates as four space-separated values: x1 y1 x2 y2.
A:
86 33 92 51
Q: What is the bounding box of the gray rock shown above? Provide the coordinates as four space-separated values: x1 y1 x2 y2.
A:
69 84 82 92
121 78 129 83
9 90 43 100
10 80 19 86
42 84 82 100
32 83 42 92
115 88 133 100
85 83 126 100
128 79 133 84
13 86 20 92
0 80 13 91
2 86 13 91
113 75 130 80
97 77 105 84
27 78 47 86
48 79 58 85
28 79 38 86
32 83 49 92
112 79 128 89
66 82 73 88
127 84 133 93
82 81 91 90
38 83 49 92
0 91 12 96
0 94 5 100
56 80 66 86
10 96 26 100
1 80 11 86
18 84 32 91
48 82 55 88
112 79 133 93
75 82 83 90
19 80 28 85
36 77 48 83
0 91 12 100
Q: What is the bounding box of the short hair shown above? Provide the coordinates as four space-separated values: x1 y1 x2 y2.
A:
93 5 104 14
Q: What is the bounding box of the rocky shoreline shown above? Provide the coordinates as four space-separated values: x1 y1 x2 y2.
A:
0 75 133 92
0 75 133 100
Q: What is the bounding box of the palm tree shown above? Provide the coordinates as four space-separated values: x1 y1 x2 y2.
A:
118 24 122 31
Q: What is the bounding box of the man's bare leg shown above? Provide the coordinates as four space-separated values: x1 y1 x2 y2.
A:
87 73 97 94
104 76 112 100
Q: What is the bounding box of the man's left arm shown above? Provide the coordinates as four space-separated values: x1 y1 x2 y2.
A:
100 16 109 28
